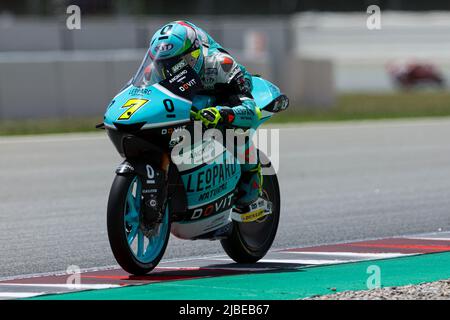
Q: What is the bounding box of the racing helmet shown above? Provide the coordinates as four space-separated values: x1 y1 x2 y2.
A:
148 21 204 79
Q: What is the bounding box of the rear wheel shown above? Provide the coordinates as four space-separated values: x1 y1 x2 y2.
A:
107 175 170 275
220 173 280 263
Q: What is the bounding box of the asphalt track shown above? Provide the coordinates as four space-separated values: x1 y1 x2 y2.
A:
3 232 450 299
1 118 450 278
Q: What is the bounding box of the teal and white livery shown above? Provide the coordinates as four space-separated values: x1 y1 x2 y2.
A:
102 21 289 275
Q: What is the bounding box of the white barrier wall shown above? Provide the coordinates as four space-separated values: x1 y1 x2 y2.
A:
0 16 291 120
3 12 450 94
0 15 338 119
0 51 143 119
0 20 61 51
280 57 335 108
0 50 279 120
291 12 450 92
0 60 61 119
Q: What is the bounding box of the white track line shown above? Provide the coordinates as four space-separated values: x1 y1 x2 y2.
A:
0 265 121 282
404 237 450 241
161 253 229 263
0 253 230 282
0 283 120 289
156 266 271 272
260 258 347 265
0 133 105 145
283 252 412 259
272 231 450 254
0 292 45 298
212 258 348 265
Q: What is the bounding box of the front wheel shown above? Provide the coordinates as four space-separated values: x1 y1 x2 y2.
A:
220 173 280 263
107 175 170 275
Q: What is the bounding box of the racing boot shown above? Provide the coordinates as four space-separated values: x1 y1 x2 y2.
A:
233 163 272 223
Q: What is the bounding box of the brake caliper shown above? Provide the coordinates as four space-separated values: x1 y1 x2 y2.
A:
140 164 167 226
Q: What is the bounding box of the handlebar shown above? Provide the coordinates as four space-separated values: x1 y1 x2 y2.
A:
189 107 231 130
189 109 200 121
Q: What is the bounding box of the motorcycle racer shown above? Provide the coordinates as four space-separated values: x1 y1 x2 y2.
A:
148 20 263 209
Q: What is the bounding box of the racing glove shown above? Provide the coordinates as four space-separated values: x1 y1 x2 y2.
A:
194 107 235 128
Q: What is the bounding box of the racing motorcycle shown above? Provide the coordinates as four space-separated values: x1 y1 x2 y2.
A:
386 61 446 90
100 52 289 275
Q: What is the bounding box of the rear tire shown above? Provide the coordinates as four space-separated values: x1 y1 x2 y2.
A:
220 173 280 263
107 175 170 275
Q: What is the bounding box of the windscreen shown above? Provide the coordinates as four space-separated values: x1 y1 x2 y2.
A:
132 49 165 88
132 48 201 88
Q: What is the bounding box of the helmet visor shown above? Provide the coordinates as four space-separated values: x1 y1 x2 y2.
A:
155 48 201 77
132 49 164 87
132 48 201 88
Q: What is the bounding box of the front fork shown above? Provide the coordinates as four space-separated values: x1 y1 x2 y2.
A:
116 153 170 227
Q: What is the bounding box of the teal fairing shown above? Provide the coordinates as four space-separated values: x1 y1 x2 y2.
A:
103 68 283 227
104 22 287 273
104 72 282 131
104 49 195 130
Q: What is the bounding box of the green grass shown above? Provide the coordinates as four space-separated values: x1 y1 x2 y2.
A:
273 92 450 123
0 117 103 136
1 92 450 136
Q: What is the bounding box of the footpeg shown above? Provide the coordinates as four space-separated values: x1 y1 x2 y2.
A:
231 198 272 223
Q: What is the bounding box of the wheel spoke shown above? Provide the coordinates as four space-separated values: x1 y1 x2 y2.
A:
125 209 139 224
137 230 144 257
148 234 156 247
127 224 138 245
125 179 141 247
127 193 137 213
124 184 170 264
135 181 142 212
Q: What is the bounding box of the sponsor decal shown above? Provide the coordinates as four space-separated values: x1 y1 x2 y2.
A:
159 64 202 100
154 43 174 52
232 107 255 121
171 59 188 74
204 77 215 84
116 163 134 174
190 193 234 220
117 98 149 120
186 164 237 192
168 69 188 84
179 79 197 92
220 56 234 72
202 69 217 87
197 183 227 201
129 87 151 96
266 95 289 113
225 66 241 84
240 209 265 222
234 108 255 116
205 68 218 75
279 95 289 110
161 125 187 135
231 198 272 223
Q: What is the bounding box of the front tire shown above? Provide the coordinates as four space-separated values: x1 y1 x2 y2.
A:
107 175 170 275
220 173 280 263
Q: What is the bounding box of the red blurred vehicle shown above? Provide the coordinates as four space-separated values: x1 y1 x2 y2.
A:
386 60 446 90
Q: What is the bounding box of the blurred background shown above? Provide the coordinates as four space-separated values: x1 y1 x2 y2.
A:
1 0 450 133
2 0 450 281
